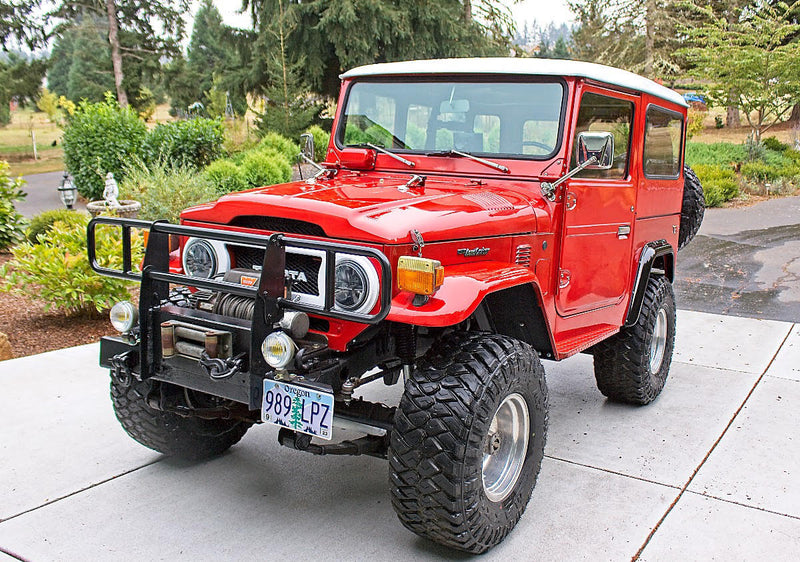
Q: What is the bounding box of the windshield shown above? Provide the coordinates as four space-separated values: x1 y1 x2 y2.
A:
338 79 565 159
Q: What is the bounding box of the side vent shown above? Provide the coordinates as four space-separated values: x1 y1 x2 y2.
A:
515 244 532 267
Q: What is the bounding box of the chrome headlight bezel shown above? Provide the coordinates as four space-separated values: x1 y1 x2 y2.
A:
333 254 380 315
181 237 230 279
261 331 296 369
109 300 138 333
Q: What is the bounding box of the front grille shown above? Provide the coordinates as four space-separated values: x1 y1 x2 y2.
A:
228 216 326 237
228 245 321 296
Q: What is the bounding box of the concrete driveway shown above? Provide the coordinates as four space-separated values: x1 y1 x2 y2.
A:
1 309 798 560
16 171 87 218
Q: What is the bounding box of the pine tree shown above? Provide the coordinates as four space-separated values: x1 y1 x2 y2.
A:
65 16 114 103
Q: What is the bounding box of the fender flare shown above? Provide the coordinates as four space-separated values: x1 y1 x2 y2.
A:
624 240 674 328
386 262 539 327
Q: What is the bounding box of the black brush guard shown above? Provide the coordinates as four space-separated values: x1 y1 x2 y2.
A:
87 217 392 405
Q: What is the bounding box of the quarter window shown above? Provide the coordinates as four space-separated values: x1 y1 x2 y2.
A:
572 92 634 179
644 107 683 178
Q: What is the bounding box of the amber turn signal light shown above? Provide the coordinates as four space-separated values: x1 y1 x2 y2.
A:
397 256 444 295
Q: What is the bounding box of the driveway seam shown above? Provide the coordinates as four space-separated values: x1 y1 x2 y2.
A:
544 455 681 490
631 324 795 561
0 459 162 524
683 489 800 521
0 546 31 562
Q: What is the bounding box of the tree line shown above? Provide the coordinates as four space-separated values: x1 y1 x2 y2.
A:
2 0 799 142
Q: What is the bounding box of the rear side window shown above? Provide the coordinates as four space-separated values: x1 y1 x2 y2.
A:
644 107 683 178
572 92 634 179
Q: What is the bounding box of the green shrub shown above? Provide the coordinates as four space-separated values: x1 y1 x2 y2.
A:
121 160 219 222
304 125 330 162
143 118 225 169
258 132 300 164
62 95 147 200
241 149 292 188
693 164 739 207
0 162 27 251
204 160 248 194
0 215 141 316
762 136 789 152
741 161 781 182
783 148 800 165
27 209 88 244
685 142 746 168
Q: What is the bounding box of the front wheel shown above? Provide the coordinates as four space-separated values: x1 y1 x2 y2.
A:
390 332 548 553
593 275 676 405
111 377 251 461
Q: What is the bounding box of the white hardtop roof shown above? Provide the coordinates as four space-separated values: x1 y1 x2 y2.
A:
341 58 688 108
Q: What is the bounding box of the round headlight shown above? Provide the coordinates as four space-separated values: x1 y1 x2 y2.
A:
183 239 217 279
110 301 138 333
261 331 296 369
334 259 369 311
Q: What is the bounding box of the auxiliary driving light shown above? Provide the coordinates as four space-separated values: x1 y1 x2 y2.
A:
397 256 444 296
261 331 296 369
110 301 138 333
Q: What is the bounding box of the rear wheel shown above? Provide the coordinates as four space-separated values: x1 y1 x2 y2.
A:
390 332 548 553
593 275 676 405
111 377 251 460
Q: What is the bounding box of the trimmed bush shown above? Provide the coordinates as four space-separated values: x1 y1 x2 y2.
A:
693 164 739 207
204 160 248 194
741 161 781 182
258 132 300 164
121 160 219 223
685 142 747 169
241 149 292 188
304 125 330 162
0 214 141 316
143 118 225 169
27 209 88 244
62 95 147 200
0 162 26 251
763 136 789 152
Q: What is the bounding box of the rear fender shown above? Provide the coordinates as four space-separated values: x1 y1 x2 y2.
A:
624 240 674 327
386 262 538 327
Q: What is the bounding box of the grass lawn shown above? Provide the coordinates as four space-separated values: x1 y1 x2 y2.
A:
0 108 63 177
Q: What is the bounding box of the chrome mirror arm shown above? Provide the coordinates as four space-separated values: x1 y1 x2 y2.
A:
540 156 598 201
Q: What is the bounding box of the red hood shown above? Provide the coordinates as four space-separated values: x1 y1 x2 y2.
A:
181 171 548 244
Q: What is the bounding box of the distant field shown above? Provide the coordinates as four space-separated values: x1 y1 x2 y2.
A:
0 108 63 176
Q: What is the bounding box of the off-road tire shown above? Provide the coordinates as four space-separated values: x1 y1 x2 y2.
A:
111 377 250 460
390 332 548 554
593 275 676 405
679 165 705 249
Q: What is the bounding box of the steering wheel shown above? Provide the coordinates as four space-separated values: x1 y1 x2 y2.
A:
522 140 553 153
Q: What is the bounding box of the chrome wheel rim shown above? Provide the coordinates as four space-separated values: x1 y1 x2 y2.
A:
649 308 668 374
482 393 529 503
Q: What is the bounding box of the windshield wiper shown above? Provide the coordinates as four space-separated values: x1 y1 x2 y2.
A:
426 149 509 173
356 143 415 168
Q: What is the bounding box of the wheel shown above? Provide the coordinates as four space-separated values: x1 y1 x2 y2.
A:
679 165 705 249
111 376 251 461
390 332 548 553
593 275 676 405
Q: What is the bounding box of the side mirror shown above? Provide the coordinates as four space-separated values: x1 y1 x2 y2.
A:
575 131 614 170
300 133 315 163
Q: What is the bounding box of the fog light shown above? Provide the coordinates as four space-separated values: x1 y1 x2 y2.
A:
397 256 444 295
110 301 138 333
261 331 296 369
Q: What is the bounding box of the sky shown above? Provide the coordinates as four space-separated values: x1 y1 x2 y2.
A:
211 1 573 32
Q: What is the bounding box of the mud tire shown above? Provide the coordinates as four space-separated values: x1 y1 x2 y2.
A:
593 275 676 405
111 377 250 460
679 165 705 249
389 332 548 553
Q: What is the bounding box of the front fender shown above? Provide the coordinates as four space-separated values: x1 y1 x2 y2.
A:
386 262 538 327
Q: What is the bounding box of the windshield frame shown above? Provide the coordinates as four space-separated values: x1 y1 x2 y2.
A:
334 75 569 163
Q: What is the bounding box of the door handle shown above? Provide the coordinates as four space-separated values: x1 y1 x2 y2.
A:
617 225 631 239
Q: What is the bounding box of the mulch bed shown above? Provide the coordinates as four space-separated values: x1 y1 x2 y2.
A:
0 253 117 360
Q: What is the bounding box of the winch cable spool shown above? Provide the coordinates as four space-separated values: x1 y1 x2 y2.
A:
213 292 255 321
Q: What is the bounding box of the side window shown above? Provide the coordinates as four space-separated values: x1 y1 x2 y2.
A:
644 107 683 177
405 104 431 149
473 114 500 152
572 92 634 179
343 92 397 147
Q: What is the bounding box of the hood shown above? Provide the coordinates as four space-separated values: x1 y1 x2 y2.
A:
181 171 547 244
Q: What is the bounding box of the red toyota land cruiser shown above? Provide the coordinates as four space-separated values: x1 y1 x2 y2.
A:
89 58 704 553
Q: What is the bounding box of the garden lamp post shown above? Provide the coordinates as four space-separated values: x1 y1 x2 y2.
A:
58 173 77 210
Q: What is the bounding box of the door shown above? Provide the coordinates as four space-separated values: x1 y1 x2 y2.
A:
557 89 637 316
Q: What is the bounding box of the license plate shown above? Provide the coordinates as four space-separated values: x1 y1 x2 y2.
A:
261 380 334 440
